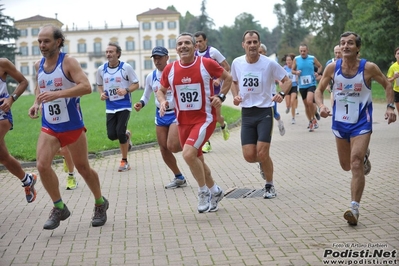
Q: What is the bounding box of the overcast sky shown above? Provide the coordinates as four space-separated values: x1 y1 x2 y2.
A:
2 0 283 30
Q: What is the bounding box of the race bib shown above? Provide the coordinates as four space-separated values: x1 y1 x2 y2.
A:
240 71 262 94
107 85 125 102
176 83 202 111
334 93 359 123
43 99 70 124
300 75 312 85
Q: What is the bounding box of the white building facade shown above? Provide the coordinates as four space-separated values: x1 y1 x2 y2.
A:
14 8 180 93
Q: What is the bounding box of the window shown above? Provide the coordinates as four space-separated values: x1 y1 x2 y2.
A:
143 40 152 50
20 46 29 56
155 22 164 30
62 44 69 53
31 28 40 36
126 60 136 70
78 43 87 53
142 22 151 30
20 66 29 75
155 39 164 47
32 46 40 56
32 66 36 76
94 43 102 54
168 21 176 29
144 59 152 70
168 38 176 49
126 41 135 51
19 29 28 37
95 62 103 68
80 62 88 69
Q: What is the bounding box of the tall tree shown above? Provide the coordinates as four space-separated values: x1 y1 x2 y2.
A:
274 0 310 63
0 2 20 92
301 0 351 64
0 3 19 61
198 0 214 31
302 0 351 62
346 0 399 69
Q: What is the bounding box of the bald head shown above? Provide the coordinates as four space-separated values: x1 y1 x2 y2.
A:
334 45 342 60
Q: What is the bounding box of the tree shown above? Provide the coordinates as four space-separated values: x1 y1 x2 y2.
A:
0 3 19 61
274 0 308 49
346 0 399 69
0 3 20 92
300 0 352 64
198 0 214 31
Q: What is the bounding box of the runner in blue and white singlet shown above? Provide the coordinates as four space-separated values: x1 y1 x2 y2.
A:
38 52 83 132
315 31 396 226
331 58 372 137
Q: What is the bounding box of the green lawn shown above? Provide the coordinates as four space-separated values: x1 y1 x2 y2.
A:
5 90 242 161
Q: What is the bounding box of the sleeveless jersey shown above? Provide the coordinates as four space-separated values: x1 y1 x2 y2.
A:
284 65 297 87
160 56 224 125
38 52 84 132
195 46 225 93
332 59 372 133
142 69 175 114
295 55 316 89
100 62 132 113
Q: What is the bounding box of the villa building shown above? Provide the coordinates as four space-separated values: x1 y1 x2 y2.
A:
13 7 180 92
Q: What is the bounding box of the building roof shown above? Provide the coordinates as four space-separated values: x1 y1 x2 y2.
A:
137 7 180 16
15 15 60 23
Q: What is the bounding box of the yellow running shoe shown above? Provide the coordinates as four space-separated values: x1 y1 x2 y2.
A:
222 123 230 141
66 175 78 190
202 141 212 153
62 158 68 173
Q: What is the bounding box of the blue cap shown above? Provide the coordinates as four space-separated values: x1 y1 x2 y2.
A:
151 46 168 57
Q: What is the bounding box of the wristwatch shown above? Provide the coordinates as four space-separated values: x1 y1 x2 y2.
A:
125 88 130 93
11 94 18 101
279 91 285 99
387 103 395 109
217 93 226 102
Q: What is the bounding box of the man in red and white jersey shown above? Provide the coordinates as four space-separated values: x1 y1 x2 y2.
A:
156 32 232 213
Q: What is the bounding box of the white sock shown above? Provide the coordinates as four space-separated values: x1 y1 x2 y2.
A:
21 173 32 186
351 201 360 210
209 184 220 194
198 185 208 193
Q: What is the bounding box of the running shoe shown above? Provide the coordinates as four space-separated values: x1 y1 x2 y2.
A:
126 130 132 151
197 190 211 213
165 177 187 189
43 205 71 230
23 173 37 203
210 188 224 212
92 197 109 227
118 160 131 172
66 175 78 190
291 118 296 124
344 208 359 226
315 111 321 120
202 141 212 153
222 123 230 141
278 120 285 136
308 121 314 132
263 184 277 199
62 158 68 173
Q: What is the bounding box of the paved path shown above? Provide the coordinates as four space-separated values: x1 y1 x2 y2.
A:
1 97 398 266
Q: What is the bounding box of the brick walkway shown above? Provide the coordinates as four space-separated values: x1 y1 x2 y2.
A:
1 97 398 266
